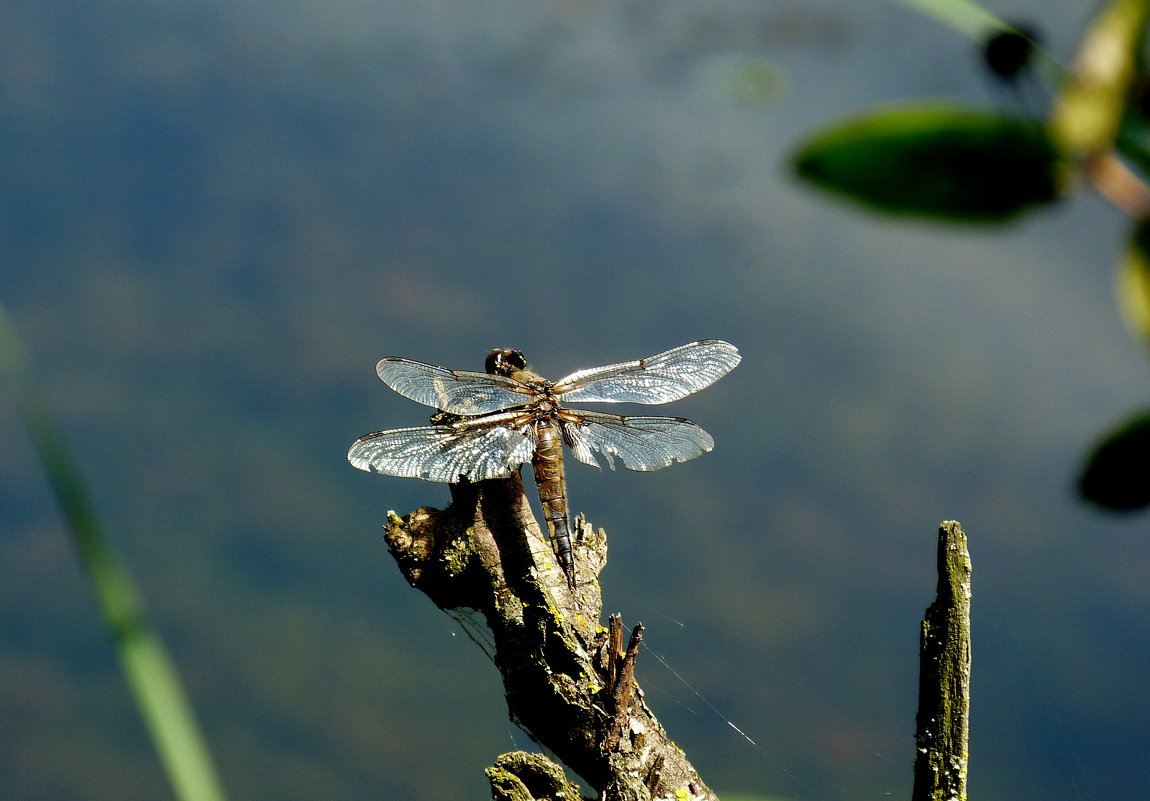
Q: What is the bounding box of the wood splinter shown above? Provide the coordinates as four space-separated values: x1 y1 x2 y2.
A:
603 613 645 754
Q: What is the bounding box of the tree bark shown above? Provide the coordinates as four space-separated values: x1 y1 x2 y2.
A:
383 473 719 801
912 520 972 801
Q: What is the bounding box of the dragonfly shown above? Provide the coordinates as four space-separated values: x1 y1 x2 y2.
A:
348 340 741 587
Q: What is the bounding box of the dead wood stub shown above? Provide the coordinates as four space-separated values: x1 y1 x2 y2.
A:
383 473 718 801
912 520 972 801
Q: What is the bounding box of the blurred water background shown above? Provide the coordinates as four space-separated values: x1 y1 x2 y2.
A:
2 0 1147 799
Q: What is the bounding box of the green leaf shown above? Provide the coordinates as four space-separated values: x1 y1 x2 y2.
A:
1115 120 1150 182
793 103 1062 222
1116 220 1150 350
1079 408 1150 511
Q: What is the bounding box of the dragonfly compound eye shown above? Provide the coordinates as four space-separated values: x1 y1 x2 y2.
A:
486 348 529 376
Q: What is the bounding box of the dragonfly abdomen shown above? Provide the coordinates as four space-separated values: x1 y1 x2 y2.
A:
530 419 575 586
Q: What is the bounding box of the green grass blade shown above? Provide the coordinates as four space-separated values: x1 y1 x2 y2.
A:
0 300 228 801
890 0 1064 84
892 0 1008 39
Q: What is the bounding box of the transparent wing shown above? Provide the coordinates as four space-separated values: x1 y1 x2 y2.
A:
561 410 714 472
348 416 536 483
376 358 530 415
552 340 740 404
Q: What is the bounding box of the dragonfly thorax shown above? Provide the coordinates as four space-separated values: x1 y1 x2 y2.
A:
529 394 562 417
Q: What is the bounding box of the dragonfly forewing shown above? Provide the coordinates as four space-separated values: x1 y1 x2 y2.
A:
553 340 740 404
376 358 530 415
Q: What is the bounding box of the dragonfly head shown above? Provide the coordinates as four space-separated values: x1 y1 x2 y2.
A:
485 348 528 377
